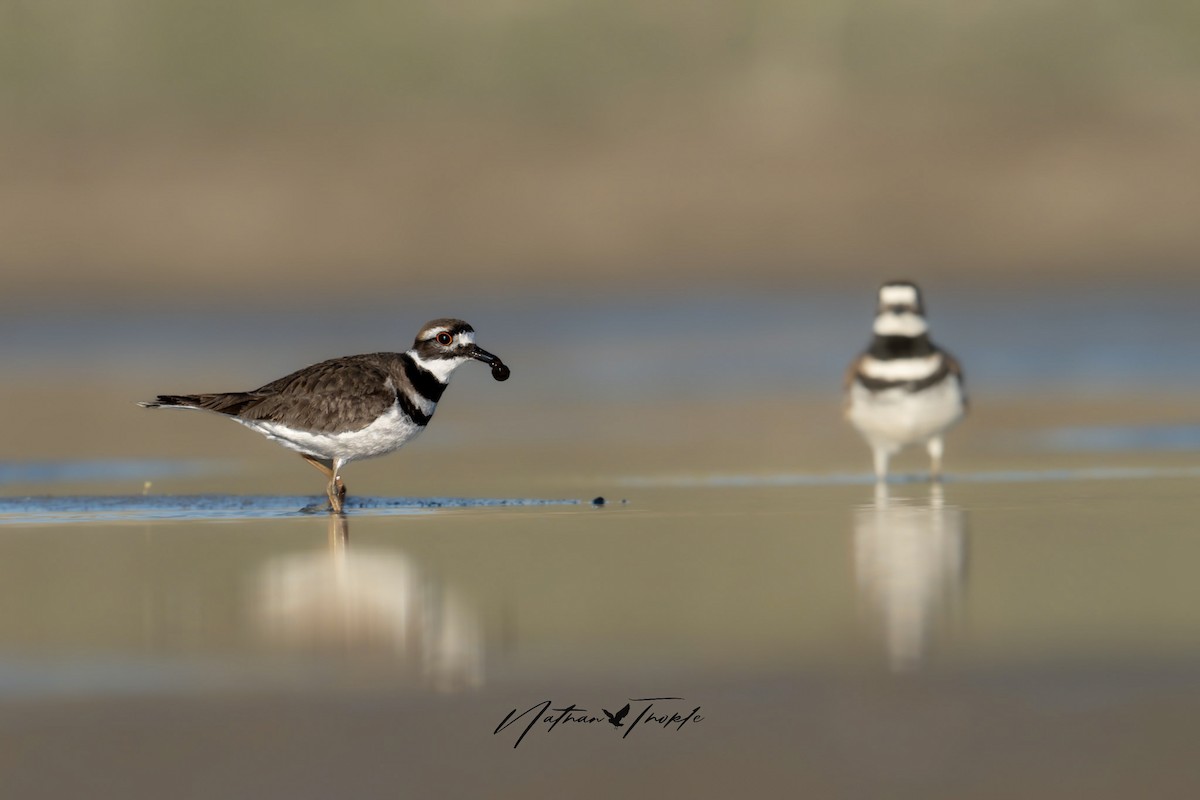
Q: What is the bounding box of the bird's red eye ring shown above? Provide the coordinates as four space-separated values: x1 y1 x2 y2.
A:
436 332 453 346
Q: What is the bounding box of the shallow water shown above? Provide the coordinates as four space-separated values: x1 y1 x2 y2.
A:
2 291 1199 798
3 468 1200 797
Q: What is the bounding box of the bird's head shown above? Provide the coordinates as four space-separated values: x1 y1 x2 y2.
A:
873 281 928 337
411 319 510 382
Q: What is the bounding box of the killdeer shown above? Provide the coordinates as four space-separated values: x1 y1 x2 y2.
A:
845 281 966 482
139 318 510 512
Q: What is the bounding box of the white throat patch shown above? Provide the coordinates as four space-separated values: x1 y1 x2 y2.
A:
409 350 465 383
874 312 928 337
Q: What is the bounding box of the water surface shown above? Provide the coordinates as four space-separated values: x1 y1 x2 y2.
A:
2 291 1198 798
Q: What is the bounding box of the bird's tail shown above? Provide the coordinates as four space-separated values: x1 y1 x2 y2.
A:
136 393 263 415
137 394 204 410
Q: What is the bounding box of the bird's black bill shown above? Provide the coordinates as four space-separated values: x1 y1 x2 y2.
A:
471 346 511 382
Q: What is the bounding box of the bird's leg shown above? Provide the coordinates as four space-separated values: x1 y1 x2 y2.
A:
300 454 334 479
927 437 944 483
327 472 343 513
329 458 347 513
300 455 345 512
872 446 890 484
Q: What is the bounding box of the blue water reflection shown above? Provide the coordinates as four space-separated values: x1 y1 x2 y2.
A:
1 287 1195 399
0 494 580 525
1040 424 1200 453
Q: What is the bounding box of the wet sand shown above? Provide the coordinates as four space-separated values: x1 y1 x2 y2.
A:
4 659 1200 800
2 471 1200 799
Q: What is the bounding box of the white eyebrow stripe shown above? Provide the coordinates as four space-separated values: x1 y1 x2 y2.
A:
880 285 919 307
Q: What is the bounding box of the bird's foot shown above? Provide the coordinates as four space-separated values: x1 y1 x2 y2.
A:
325 474 347 514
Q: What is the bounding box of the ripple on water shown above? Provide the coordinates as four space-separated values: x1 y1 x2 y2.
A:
619 465 1200 489
0 494 582 525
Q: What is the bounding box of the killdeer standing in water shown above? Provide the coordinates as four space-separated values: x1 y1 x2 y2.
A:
139 319 510 512
845 281 966 482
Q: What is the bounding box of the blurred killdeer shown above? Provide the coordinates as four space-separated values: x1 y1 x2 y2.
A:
139 318 510 512
845 281 966 482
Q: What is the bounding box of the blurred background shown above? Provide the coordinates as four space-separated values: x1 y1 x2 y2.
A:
2 0 1199 306
2 0 1197 480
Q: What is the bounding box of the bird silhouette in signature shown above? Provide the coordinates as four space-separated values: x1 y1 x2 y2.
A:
602 703 630 728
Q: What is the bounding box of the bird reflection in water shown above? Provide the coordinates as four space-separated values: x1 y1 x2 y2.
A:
852 484 967 671
252 515 483 692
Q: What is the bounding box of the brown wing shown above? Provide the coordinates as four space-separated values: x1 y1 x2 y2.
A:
842 353 867 414
941 349 967 411
843 353 867 394
181 356 399 434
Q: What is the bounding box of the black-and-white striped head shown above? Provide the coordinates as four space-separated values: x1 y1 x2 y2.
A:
410 318 510 382
873 281 928 337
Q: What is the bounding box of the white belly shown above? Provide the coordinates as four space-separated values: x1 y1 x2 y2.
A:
848 377 965 452
236 404 425 463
